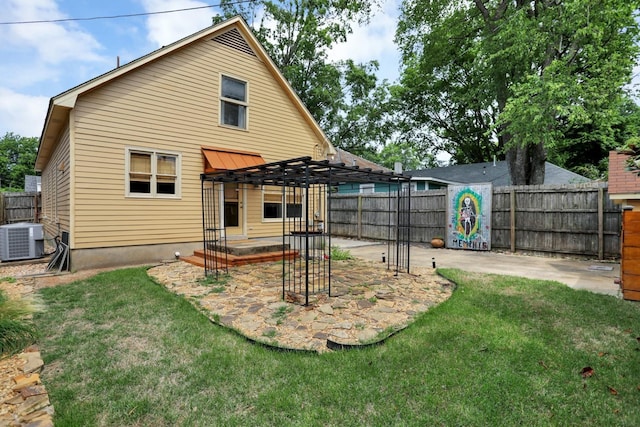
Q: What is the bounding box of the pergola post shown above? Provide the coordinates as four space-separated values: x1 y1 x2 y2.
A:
201 156 412 305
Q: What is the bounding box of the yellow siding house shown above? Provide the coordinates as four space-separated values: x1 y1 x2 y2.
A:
35 16 335 270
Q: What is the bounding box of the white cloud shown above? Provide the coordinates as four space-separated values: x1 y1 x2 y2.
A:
0 88 49 137
628 64 640 96
327 0 401 81
243 0 401 82
140 0 218 47
0 61 62 91
0 0 61 24
14 23 104 64
1 0 105 64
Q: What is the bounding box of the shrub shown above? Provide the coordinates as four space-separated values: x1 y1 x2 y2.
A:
0 290 40 356
330 246 353 260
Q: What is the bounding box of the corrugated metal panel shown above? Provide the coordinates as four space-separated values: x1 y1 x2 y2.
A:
202 147 265 173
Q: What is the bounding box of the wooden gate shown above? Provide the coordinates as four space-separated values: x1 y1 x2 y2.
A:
621 210 640 301
1 192 41 224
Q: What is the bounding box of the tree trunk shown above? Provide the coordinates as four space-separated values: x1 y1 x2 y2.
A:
506 142 546 185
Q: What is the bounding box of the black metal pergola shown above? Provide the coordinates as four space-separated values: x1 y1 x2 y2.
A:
201 156 412 305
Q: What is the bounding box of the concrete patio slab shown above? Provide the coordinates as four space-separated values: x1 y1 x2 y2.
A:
329 238 621 297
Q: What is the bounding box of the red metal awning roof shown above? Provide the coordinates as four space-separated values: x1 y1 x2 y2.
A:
201 146 265 173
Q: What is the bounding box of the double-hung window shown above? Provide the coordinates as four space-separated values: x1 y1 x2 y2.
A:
263 188 303 220
263 191 283 219
127 148 180 197
220 75 247 129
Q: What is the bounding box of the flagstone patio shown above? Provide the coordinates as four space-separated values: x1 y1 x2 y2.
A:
148 258 454 353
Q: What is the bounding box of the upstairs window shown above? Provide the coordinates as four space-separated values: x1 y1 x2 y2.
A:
127 148 180 198
220 75 247 129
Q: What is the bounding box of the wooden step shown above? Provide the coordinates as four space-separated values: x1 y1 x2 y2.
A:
190 249 298 267
179 255 228 269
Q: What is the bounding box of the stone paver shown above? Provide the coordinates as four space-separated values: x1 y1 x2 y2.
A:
148 259 453 353
0 346 53 427
0 266 54 426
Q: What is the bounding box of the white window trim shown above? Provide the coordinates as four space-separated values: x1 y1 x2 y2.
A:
262 187 305 222
125 147 181 199
219 73 249 130
360 183 375 194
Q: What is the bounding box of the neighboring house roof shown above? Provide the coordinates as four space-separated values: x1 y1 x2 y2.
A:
36 15 335 171
608 150 640 198
407 160 591 187
329 148 391 172
24 175 41 192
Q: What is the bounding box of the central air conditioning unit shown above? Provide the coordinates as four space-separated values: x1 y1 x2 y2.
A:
0 223 45 262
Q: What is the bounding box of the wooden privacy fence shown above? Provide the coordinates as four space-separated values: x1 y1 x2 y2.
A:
0 192 41 224
330 183 621 259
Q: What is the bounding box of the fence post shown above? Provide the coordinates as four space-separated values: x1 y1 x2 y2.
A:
34 194 39 223
357 195 362 239
0 193 4 224
330 184 619 258
510 189 516 252
598 187 604 260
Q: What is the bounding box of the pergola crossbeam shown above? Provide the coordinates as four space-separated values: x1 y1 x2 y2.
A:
201 156 412 305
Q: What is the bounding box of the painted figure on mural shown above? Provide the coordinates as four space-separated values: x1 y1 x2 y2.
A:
448 184 491 251
460 196 476 238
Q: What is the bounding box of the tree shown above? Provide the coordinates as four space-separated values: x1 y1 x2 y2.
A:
0 133 38 191
329 60 401 155
622 137 640 175
547 96 640 179
397 0 640 184
366 141 434 171
216 0 398 154
395 7 501 165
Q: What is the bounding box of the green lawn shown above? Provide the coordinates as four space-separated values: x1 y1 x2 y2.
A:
34 267 640 426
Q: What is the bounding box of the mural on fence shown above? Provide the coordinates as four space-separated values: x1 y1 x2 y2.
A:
447 184 492 250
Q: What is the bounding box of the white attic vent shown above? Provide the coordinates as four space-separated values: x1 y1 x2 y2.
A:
212 28 256 57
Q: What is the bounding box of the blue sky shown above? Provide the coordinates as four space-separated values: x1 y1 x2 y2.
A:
0 0 402 138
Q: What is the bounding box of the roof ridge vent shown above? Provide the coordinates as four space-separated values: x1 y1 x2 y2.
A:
212 28 256 57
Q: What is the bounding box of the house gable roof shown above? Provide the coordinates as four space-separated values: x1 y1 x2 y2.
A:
329 148 391 173
608 150 640 198
36 16 334 171
407 160 591 187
